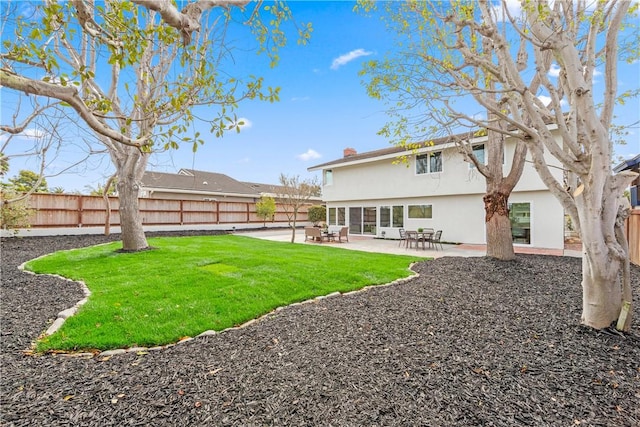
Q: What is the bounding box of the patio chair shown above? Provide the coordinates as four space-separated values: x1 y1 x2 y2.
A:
337 226 349 243
405 231 418 249
428 230 443 250
305 227 323 243
398 228 408 247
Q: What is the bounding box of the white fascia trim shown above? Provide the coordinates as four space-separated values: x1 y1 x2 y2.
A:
308 143 458 172
309 124 559 172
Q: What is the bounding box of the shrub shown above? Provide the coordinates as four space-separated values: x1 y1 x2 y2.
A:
1 191 34 233
307 205 326 226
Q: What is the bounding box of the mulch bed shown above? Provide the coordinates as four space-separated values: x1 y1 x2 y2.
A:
1 232 639 426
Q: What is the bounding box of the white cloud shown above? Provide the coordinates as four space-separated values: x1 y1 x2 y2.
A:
297 149 321 161
22 128 46 138
291 96 310 102
330 49 373 70
490 0 522 22
537 95 567 107
549 64 562 78
0 128 46 144
538 95 552 106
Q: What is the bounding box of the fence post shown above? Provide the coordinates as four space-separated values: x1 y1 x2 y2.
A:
180 200 184 226
78 195 84 227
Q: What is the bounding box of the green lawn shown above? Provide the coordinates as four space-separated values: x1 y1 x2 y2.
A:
26 235 423 352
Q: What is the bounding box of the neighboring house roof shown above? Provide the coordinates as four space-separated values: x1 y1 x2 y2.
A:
613 154 640 173
141 169 322 201
242 181 281 195
141 169 259 197
141 168 323 203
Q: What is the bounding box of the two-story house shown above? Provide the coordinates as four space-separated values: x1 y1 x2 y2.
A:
308 132 565 250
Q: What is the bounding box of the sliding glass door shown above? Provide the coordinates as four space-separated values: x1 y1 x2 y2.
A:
349 206 377 235
349 207 362 234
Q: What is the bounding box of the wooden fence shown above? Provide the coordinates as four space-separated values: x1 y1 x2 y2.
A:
23 193 310 228
626 208 640 266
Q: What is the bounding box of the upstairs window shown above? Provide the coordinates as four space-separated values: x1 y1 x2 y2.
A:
430 152 442 172
324 169 333 186
416 154 429 174
470 144 485 168
416 152 443 174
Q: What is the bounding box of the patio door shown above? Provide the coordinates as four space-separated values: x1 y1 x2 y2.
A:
349 207 377 235
349 207 362 234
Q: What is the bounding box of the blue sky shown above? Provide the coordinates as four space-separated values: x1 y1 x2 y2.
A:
2 0 639 193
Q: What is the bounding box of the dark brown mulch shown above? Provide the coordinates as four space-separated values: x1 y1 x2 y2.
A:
1 233 639 427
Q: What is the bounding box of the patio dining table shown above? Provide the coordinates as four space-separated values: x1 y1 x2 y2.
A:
407 230 434 250
321 231 336 242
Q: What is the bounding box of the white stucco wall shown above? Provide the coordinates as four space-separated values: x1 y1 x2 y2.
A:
317 134 566 250
326 189 564 249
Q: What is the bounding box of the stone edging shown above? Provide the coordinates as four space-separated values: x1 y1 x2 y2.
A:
18 259 420 359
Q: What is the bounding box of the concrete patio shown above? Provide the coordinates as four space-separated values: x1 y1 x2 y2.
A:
239 228 582 258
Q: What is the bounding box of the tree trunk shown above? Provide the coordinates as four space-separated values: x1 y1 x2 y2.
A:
581 250 623 329
117 172 148 251
484 191 515 260
114 154 149 251
103 174 116 236
290 209 298 243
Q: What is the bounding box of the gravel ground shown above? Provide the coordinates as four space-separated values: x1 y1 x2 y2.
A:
1 233 639 426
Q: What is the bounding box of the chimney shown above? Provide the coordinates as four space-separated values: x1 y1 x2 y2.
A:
343 147 357 158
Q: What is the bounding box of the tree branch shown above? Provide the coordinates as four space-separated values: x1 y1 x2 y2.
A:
0 69 150 148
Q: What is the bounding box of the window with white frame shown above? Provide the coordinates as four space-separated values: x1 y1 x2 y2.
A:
416 152 443 174
408 204 433 219
381 205 404 228
337 207 345 225
416 154 429 174
380 206 391 227
470 144 485 168
393 205 404 227
328 207 336 224
324 169 333 185
430 152 442 172
328 207 346 225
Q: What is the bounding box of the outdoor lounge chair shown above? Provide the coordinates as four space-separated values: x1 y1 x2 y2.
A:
305 227 323 242
337 226 349 243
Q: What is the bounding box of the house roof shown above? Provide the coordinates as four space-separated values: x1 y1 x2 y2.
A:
141 169 259 196
307 132 476 171
613 154 640 173
141 169 323 201
241 181 281 195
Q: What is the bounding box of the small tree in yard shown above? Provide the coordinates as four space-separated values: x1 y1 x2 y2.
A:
255 195 276 228
358 0 639 331
276 174 320 243
307 205 326 227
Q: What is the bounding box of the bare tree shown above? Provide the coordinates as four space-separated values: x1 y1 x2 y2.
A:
358 0 639 330
276 174 320 243
1 0 309 250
